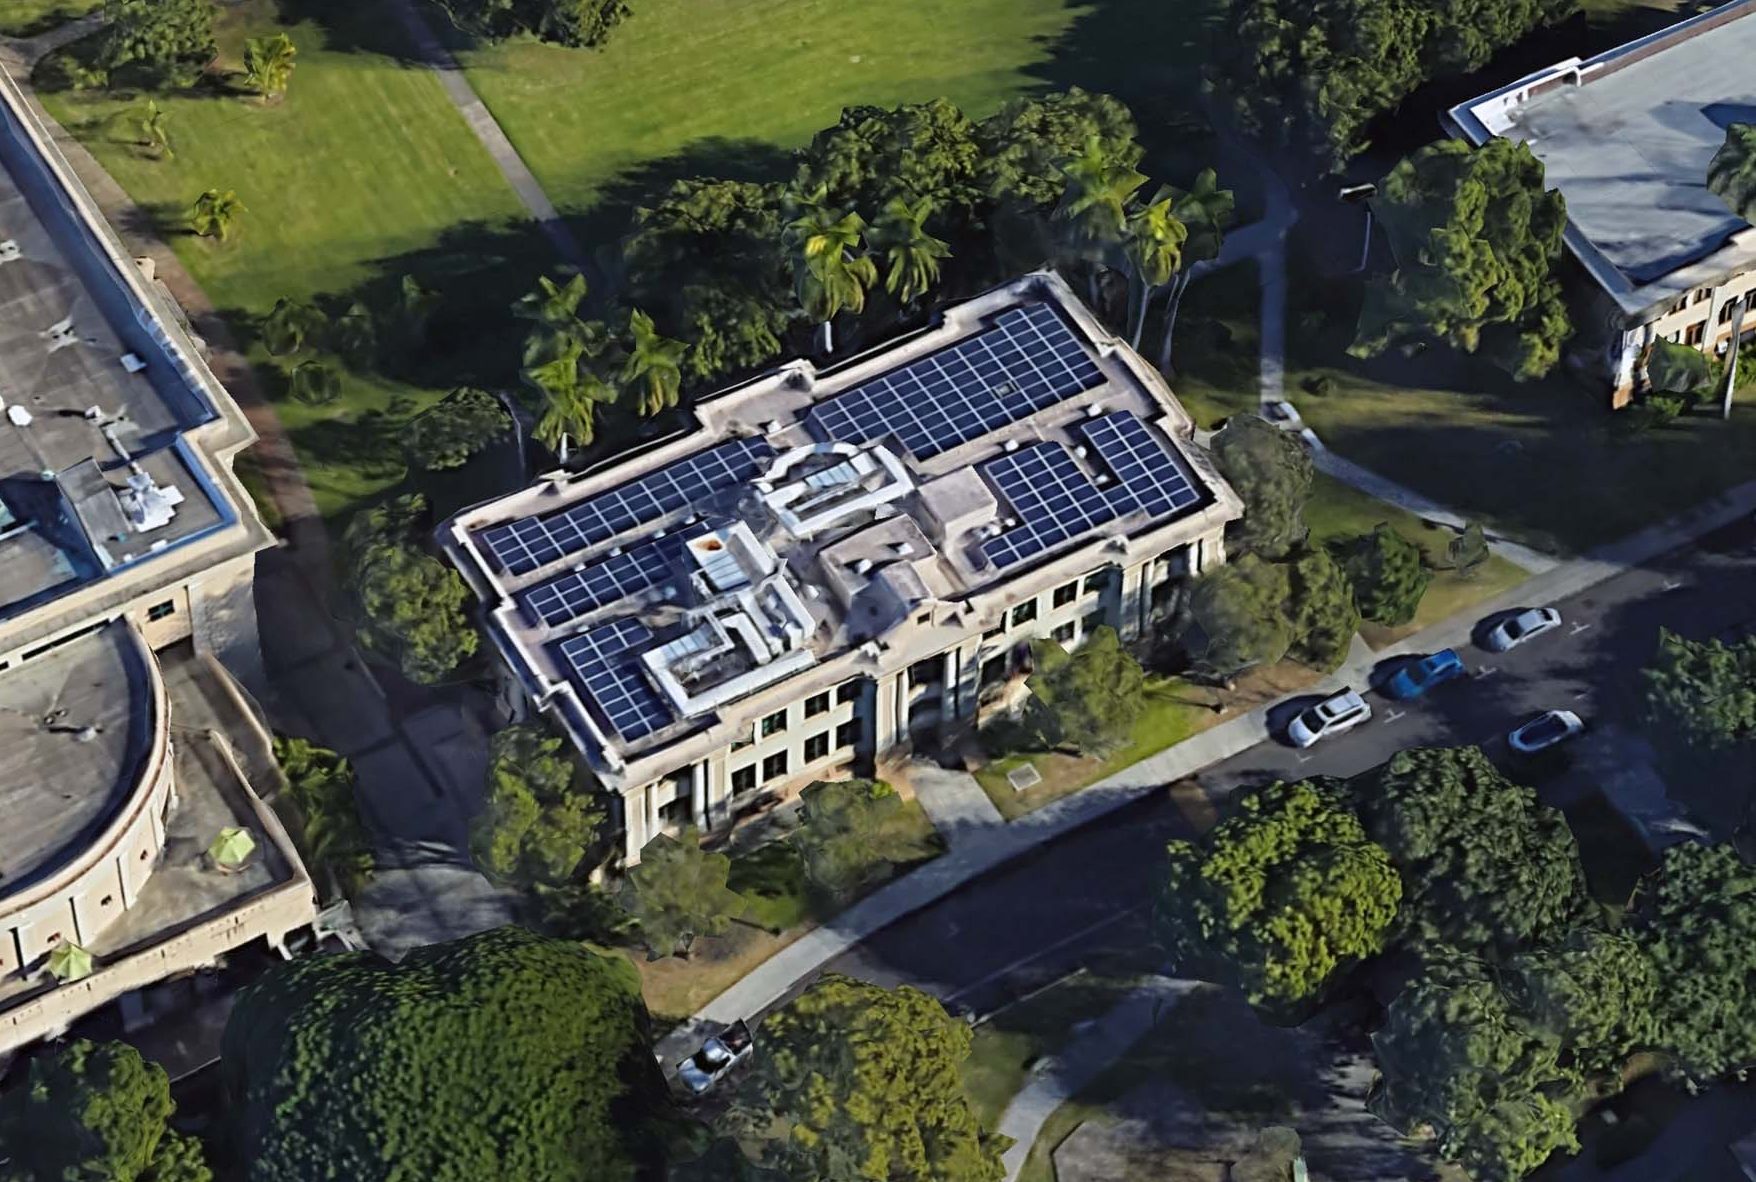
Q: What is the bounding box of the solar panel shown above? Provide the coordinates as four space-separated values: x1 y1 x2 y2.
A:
477 438 774 576
978 444 1118 570
1082 412 1205 519
805 303 1103 460
555 618 672 741
517 531 693 629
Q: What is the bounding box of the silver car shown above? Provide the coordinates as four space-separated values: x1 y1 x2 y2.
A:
1508 710 1585 755
1483 607 1563 653
1287 689 1372 748
676 1020 754 1096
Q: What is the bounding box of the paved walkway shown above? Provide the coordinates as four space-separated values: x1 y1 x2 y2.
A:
387 0 589 273
655 472 1756 1065
0 11 104 71
994 976 1197 1181
902 760 1005 847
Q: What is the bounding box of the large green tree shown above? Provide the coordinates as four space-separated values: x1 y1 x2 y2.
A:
1352 138 1572 381
1337 524 1432 626
223 926 666 1182
1284 543 1360 672
1213 0 1575 166
1371 951 1583 1182
343 494 479 684
0 1040 209 1182
1187 554 1293 679
795 99 984 217
1644 338 1713 398
272 736 374 891
1504 929 1660 1075
100 0 215 88
432 0 632 48
1707 122 1756 221
621 308 687 418
1210 413 1312 559
470 725 603 886
403 386 512 471
1022 624 1145 753
977 88 1141 210
1639 628 1756 751
732 975 1004 1182
793 779 926 903
1634 842 1756 1082
1157 778 1400 1012
784 191 878 354
869 195 952 307
620 828 745 957
1155 168 1235 372
1350 747 1589 956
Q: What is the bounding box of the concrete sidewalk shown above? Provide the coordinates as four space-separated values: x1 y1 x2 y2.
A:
655 473 1756 1065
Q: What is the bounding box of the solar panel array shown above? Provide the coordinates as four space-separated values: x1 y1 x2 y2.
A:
517 530 697 629
477 438 774 576
1082 412 1204 519
805 303 1103 460
978 412 1208 570
554 617 671 741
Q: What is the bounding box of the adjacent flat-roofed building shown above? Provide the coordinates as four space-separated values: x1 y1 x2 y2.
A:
1447 0 1756 405
0 65 313 1053
442 272 1243 863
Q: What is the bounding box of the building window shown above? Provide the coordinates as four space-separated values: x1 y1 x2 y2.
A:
980 654 1008 688
732 723 754 750
805 692 831 718
762 751 788 782
1083 610 1106 637
1686 321 1706 347
1745 289 1756 310
139 850 149 860
1052 621 1076 645
1722 300 1739 324
659 796 692 826
732 765 756 795
982 622 1004 640
1052 581 1078 608
1082 572 1108 596
835 718 861 750
760 709 787 737
837 680 860 704
804 732 830 762
100 895 114 907
146 600 175 622
1694 288 1713 304
1671 295 1689 315
1010 600 1037 628
908 657 943 687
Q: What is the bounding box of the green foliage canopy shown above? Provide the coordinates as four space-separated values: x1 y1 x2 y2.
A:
343 494 479 684
733 975 1004 1182
1284 544 1360 672
1645 338 1713 398
1352 138 1572 381
792 779 922 902
1023 624 1145 753
222 926 665 1182
1504 929 1660 1075
470 725 602 886
1157 778 1400 1011
272 735 374 890
0 1039 209 1182
795 99 984 217
620 828 744 957
1188 554 1292 679
433 0 632 48
1338 524 1431 626
1350 747 1589 956
403 386 512 471
1707 122 1756 222
101 0 215 89
1211 413 1312 559
1371 951 1583 1182
1639 628 1756 751
976 88 1141 209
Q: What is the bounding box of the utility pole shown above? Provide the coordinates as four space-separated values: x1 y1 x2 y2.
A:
1723 294 1747 420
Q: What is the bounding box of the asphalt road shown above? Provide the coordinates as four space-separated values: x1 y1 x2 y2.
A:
818 516 1756 1016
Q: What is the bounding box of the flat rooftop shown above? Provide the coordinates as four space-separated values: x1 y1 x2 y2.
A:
0 621 154 897
0 69 239 620
1448 0 1756 317
444 273 1237 780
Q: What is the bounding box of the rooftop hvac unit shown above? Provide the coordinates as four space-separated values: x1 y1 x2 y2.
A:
1003 439 1020 452
851 557 875 575
1085 403 1106 417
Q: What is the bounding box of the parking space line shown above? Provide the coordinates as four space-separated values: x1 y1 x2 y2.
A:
1570 622 1593 635
1384 709 1406 723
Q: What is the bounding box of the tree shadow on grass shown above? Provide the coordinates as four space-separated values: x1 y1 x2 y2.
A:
273 0 432 62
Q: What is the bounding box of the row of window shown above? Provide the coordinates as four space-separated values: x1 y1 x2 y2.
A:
984 571 1111 640
731 718 863 794
745 679 861 743
1664 288 1756 342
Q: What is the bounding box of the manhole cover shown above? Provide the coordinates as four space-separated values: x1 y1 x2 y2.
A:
1007 764 1043 792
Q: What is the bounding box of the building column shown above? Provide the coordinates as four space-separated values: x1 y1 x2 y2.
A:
690 761 707 828
1118 560 1150 641
872 671 901 758
622 787 647 864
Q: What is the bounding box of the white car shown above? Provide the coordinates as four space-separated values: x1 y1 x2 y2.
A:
1483 607 1563 653
1508 710 1585 755
1287 689 1372 748
676 1020 754 1096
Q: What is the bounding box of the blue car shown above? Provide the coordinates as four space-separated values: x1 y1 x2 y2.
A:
1386 649 1465 700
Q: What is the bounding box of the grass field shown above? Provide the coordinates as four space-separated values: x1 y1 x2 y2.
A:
0 0 100 37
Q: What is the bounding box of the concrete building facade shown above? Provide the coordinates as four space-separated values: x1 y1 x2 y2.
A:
1447 0 1756 406
442 273 1242 863
0 63 314 1054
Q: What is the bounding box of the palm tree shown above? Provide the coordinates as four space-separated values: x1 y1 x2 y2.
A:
784 189 878 355
1055 137 1146 306
1122 188 1188 348
136 99 172 160
394 274 441 346
1158 169 1235 373
243 33 297 99
289 360 341 405
870 195 951 308
262 297 326 355
621 309 687 418
528 341 617 457
513 273 589 330
189 189 244 242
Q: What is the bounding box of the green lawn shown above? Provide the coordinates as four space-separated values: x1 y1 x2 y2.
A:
40 0 536 522
0 0 100 37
